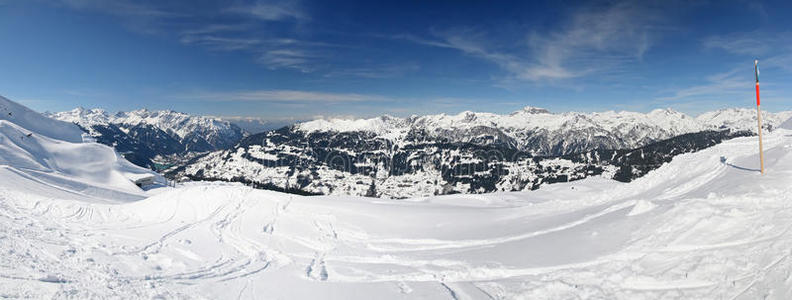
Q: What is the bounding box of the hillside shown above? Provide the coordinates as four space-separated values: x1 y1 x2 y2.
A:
0 96 85 143
170 106 791 199
175 128 751 198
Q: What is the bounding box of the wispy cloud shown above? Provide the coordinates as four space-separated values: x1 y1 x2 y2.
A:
656 68 751 102
522 1 658 80
227 1 308 22
185 89 393 103
59 0 176 17
57 0 326 72
702 32 779 56
257 49 316 72
323 63 420 79
181 24 250 36
56 0 183 35
180 35 263 51
395 1 665 82
659 30 792 105
703 31 792 73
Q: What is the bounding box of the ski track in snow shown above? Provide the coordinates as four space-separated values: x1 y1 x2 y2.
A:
3 106 792 298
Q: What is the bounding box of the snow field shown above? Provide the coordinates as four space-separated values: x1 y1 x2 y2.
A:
2 130 792 298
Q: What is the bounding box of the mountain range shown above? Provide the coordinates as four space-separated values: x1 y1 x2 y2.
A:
166 107 791 198
47 108 248 168
294 107 792 155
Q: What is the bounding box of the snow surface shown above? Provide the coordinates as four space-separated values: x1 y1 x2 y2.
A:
3 97 792 298
780 116 792 130
0 95 84 143
0 119 166 202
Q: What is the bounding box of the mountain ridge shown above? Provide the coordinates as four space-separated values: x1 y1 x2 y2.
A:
294 106 792 155
47 107 248 168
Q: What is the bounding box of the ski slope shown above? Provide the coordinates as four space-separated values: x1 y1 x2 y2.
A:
2 98 792 298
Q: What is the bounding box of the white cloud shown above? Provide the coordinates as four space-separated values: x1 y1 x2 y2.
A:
180 35 262 51
703 32 777 56
397 1 665 82
703 31 792 73
523 2 657 79
258 49 316 72
58 0 324 72
181 24 250 36
59 0 175 17
227 1 307 22
656 68 751 101
668 31 792 104
323 63 420 79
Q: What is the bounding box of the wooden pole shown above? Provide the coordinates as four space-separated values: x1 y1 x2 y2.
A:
755 60 765 174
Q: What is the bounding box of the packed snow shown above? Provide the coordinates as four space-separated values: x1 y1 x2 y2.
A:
3 96 792 299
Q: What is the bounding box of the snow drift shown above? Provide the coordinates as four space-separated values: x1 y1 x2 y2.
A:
2 96 792 299
0 96 164 202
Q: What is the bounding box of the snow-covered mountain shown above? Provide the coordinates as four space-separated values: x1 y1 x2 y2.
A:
49 107 246 151
296 106 791 155
174 127 749 198
173 106 790 198
219 116 303 134
298 107 711 155
47 107 247 168
696 107 792 132
4 95 792 299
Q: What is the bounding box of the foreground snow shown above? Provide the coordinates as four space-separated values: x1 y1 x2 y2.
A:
2 120 792 298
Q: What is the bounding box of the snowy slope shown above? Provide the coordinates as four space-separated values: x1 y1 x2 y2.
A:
2 96 792 298
781 116 792 130
0 97 165 202
0 95 85 143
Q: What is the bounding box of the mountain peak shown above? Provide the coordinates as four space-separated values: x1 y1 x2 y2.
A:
456 110 477 122
515 106 550 115
649 108 684 116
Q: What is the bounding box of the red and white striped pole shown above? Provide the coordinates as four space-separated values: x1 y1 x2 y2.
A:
755 59 765 174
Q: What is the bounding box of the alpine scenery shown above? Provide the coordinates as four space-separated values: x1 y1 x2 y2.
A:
2 1 792 299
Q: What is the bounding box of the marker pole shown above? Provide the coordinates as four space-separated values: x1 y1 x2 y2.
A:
755 60 765 175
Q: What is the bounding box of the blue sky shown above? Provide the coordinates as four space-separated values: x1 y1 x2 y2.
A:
1 0 792 120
